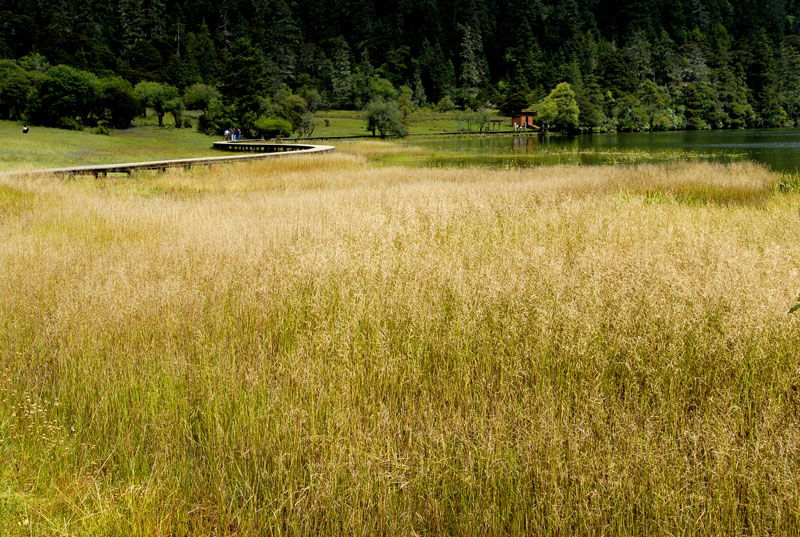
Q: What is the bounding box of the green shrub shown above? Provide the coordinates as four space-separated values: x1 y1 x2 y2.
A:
278 94 308 132
27 65 98 127
197 113 215 135
57 116 83 130
165 97 184 128
196 97 231 135
436 95 456 112
253 116 292 139
183 83 219 113
0 60 35 120
364 99 407 138
134 81 179 126
96 76 140 128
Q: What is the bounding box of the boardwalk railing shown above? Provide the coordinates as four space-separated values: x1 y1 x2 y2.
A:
211 140 322 152
0 142 335 177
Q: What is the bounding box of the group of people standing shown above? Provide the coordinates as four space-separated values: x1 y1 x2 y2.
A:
224 127 242 141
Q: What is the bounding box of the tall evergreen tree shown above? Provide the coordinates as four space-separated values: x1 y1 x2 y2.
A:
458 23 488 107
778 37 800 124
329 36 355 107
118 0 146 47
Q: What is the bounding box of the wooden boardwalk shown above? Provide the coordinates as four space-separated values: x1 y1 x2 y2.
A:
0 142 335 177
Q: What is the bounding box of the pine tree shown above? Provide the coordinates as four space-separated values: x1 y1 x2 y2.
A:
747 28 786 126
411 63 427 105
715 63 754 128
329 37 354 107
185 22 219 85
118 0 146 47
253 0 302 87
778 37 800 125
145 0 166 40
219 38 269 116
458 23 488 107
623 30 654 81
419 39 454 102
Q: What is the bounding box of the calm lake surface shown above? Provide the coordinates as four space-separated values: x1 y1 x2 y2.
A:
403 129 800 172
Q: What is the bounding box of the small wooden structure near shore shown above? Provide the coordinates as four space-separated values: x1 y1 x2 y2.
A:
511 109 539 130
488 119 504 131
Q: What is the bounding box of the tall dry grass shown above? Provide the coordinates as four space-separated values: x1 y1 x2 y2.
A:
1 154 800 536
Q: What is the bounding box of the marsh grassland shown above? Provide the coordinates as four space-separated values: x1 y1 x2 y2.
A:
2 149 800 535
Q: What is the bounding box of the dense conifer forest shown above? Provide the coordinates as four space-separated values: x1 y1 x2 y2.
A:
2 0 800 133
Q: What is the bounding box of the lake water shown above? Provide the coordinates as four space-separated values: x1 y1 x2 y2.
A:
403 129 800 172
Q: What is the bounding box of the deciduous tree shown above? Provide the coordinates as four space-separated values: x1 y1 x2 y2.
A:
134 81 179 126
97 76 140 128
364 99 406 138
537 82 580 132
27 65 98 126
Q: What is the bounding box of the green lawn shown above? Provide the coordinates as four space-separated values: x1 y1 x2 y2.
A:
310 109 511 138
0 119 221 172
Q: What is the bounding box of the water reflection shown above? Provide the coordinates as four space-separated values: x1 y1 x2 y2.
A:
405 129 800 172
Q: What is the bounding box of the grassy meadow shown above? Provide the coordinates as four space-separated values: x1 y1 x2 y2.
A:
2 144 800 535
0 119 220 171
309 109 510 137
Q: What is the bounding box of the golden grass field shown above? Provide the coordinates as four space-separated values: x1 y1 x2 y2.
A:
2 147 800 535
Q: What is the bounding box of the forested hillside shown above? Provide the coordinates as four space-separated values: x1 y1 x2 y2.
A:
2 0 800 132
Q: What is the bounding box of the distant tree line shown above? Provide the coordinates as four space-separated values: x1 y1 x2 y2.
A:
3 0 800 133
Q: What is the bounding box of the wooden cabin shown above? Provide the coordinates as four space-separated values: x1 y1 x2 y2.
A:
511 109 538 129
